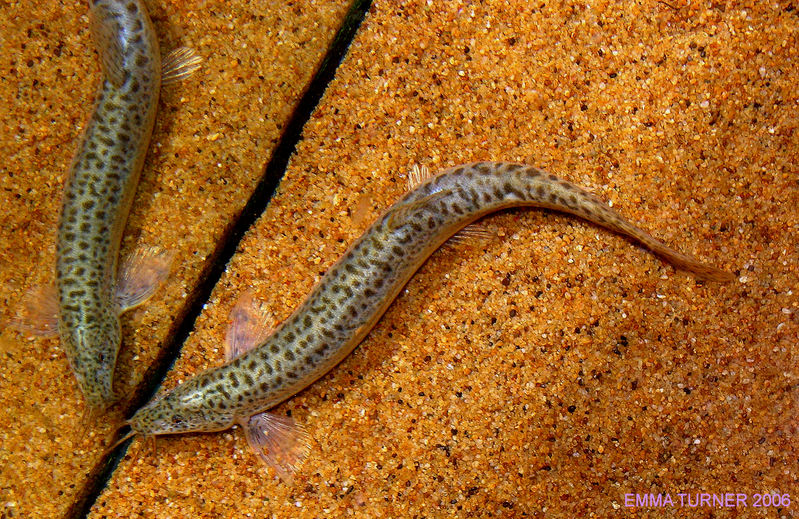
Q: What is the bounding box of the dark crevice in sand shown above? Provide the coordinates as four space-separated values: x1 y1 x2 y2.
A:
64 0 372 517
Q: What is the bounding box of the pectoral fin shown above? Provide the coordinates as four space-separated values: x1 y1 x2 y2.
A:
8 284 59 337
224 290 275 362
241 412 311 482
114 247 174 312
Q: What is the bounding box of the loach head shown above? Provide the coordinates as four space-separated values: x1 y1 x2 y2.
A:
67 321 122 409
127 376 236 438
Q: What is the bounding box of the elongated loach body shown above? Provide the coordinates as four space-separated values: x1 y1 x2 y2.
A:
129 161 731 445
56 0 161 407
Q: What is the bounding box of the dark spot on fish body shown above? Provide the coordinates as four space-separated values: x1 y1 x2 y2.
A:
370 236 385 251
463 188 478 206
507 185 525 199
536 185 546 198
425 216 436 229
505 164 522 173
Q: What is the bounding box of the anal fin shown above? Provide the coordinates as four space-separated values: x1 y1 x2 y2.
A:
445 223 497 248
241 412 311 482
161 47 203 85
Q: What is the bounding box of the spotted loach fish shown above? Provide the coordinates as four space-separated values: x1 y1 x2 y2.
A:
116 161 733 479
11 0 200 410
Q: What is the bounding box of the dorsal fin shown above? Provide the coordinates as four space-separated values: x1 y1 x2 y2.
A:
89 3 127 87
407 164 436 190
387 189 452 230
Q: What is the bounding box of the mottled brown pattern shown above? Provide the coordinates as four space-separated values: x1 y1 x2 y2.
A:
56 0 161 408
129 162 730 437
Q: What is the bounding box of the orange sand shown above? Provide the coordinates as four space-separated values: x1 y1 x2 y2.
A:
2 1 796 518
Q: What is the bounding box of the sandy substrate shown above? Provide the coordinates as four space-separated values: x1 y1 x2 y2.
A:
2 0 797 518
